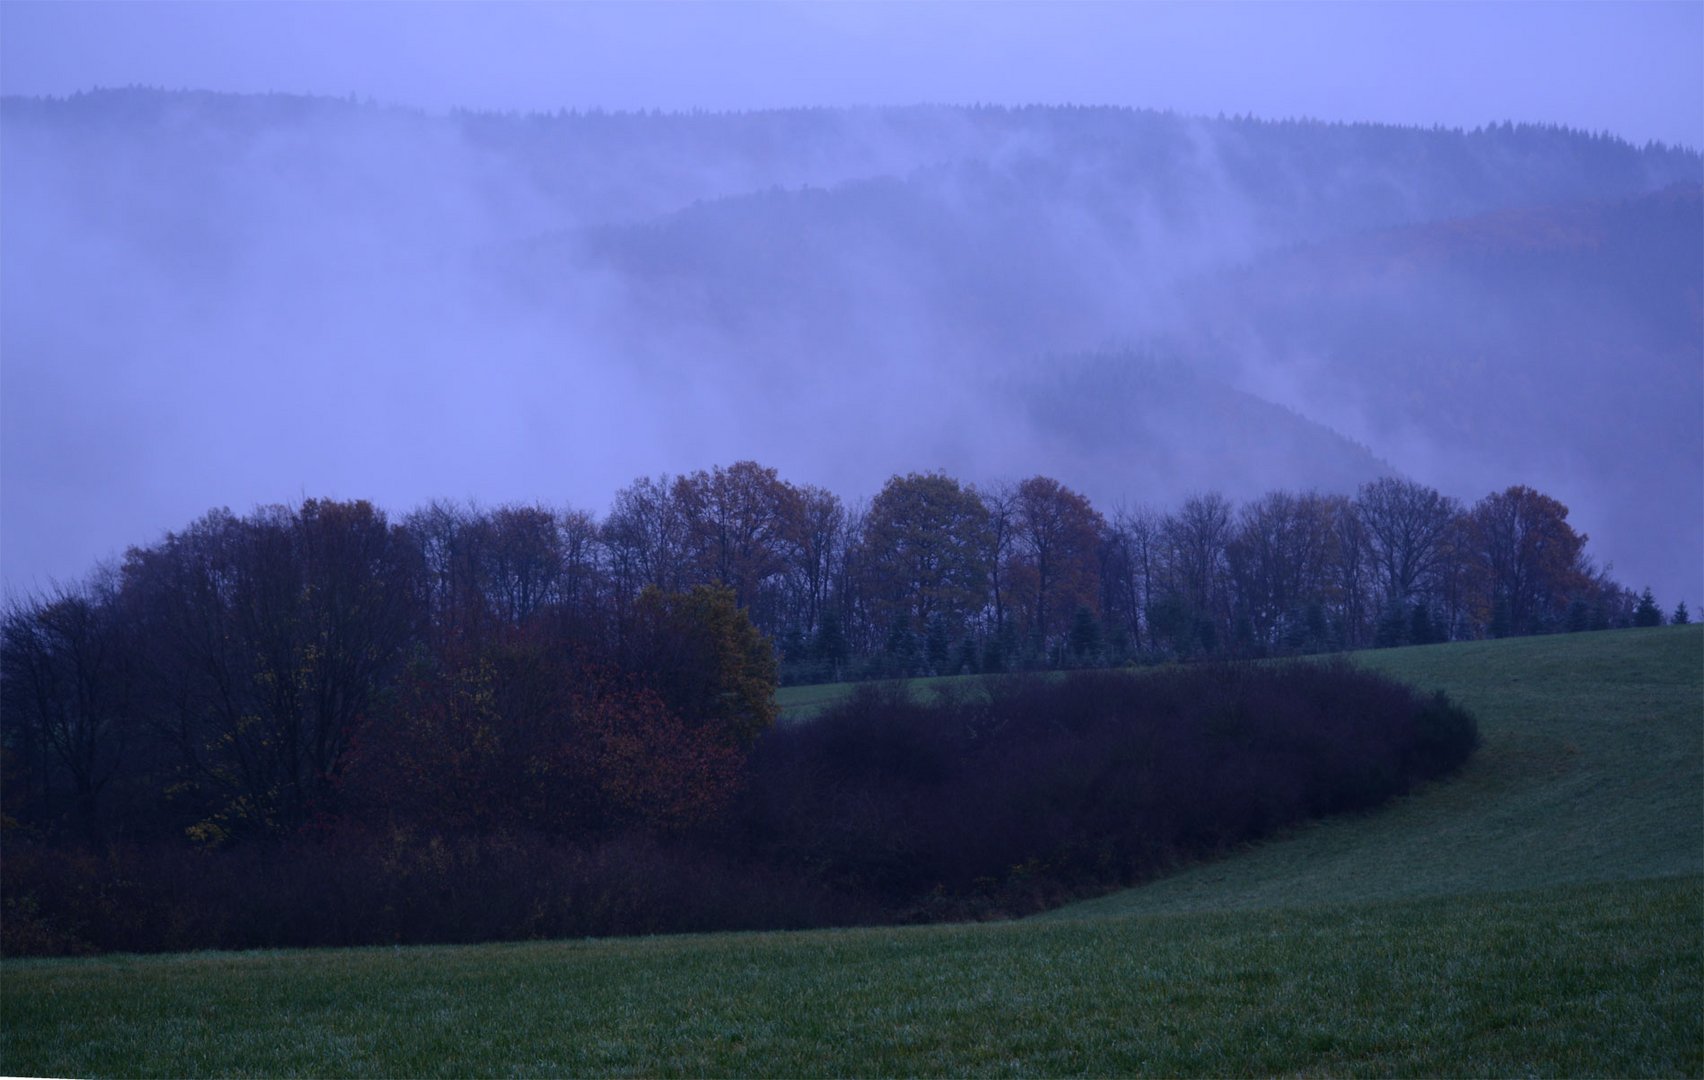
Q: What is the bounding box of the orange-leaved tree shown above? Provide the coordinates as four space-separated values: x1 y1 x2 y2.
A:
350 628 745 838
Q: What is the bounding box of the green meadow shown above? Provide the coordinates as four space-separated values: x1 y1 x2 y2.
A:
1052 626 1704 916
5 626 1700 1077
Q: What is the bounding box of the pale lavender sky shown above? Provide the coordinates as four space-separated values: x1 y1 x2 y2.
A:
2 1 1700 147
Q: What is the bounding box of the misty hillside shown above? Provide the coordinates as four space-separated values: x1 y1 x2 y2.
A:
2 89 1699 601
532 110 1698 358
1172 183 1704 601
1009 353 1392 501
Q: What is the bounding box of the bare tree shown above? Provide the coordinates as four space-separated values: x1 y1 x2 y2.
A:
1355 477 1460 607
1111 504 1163 652
979 481 1019 638
785 484 845 638
481 504 566 626
0 571 138 840
1228 490 1337 650
602 474 690 600
118 501 419 839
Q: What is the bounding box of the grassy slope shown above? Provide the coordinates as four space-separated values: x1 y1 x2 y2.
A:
1050 626 1703 917
4 627 1700 1077
776 671 988 723
3 878 1696 1078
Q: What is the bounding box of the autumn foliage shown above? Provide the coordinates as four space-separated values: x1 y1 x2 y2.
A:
344 638 743 840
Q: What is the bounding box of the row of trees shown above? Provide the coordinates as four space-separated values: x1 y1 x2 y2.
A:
0 464 1660 849
404 462 1651 676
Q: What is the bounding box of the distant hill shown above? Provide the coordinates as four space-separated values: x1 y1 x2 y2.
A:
12 89 1694 228
525 112 1701 359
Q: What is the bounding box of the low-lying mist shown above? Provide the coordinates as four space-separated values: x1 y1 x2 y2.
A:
3 90 1698 603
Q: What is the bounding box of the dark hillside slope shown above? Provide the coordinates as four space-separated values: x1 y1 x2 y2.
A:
1008 352 1392 505
529 120 1700 361
11 91 1694 232
503 123 1697 510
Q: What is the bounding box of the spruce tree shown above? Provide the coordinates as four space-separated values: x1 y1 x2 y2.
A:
1566 597 1591 633
953 636 980 676
1489 596 1513 638
883 620 918 677
925 614 953 675
1068 606 1102 665
813 610 850 680
1375 602 1408 648
1409 603 1436 646
1633 587 1664 627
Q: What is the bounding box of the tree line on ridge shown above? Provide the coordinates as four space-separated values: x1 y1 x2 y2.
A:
0 463 1663 851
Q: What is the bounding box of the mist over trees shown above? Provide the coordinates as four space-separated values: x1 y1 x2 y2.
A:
2 90 1700 611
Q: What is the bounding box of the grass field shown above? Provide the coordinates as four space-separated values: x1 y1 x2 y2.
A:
1050 626 1704 917
775 671 988 723
5 626 1700 1077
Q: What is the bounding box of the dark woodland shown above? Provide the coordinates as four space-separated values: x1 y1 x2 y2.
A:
8 463 1658 953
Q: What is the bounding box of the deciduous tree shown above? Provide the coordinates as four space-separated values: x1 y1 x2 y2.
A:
1355 477 1459 607
1008 476 1105 651
117 500 419 841
858 472 991 639
625 584 778 749
0 574 139 840
1465 486 1589 636
673 461 802 630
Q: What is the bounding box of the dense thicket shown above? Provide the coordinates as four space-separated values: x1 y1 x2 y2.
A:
2 662 1475 955
738 664 1478 919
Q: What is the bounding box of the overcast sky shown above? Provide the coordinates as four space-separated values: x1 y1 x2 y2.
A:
3 1 1700 147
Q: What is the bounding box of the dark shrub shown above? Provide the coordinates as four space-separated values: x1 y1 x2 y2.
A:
735 661 1478 917
1406 690 1483 780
